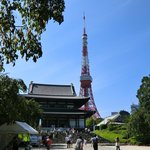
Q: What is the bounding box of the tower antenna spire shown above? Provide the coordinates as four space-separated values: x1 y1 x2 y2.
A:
83 13 86 34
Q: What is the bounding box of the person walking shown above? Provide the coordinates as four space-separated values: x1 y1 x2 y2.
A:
91 135 99 150
75 136 83 150
65 135 71 148
83 139 87 146
46 135 52 150
115 137 120 150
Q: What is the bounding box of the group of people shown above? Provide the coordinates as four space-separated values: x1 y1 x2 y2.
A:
12 132 120 150
13 134 53 150
12 135 32 150
74 135 120 150
74 135 98 150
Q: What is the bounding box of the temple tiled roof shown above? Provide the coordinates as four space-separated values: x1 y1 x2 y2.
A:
28 82 76 96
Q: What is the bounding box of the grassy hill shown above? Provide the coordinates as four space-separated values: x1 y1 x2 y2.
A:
94 124 129 143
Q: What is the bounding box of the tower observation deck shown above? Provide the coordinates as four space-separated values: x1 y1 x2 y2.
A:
79 16 100 118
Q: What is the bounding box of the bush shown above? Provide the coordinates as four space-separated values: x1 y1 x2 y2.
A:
108 124 115 131
99 124 107 130
128 137 139 145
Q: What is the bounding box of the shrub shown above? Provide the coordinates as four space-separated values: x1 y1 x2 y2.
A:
99 124 107 130
108 124 115 131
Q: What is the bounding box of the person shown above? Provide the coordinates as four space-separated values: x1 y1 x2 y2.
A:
115 137 120 150
83 139 87 146
42 134 47 147
91 135 98 150
46 135 52 150
69 134 73 148
65 135 71 148
75 136 83 150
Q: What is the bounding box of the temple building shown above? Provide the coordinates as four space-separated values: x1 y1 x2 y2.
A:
21 82 94 130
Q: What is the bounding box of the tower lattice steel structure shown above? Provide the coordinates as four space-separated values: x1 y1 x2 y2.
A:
79 16 100 118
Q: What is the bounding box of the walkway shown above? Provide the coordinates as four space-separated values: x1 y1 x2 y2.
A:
30 143 150 150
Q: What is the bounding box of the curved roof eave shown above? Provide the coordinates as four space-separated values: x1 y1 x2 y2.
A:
19 94 90 100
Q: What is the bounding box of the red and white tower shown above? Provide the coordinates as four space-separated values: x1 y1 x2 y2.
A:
79 16 100 118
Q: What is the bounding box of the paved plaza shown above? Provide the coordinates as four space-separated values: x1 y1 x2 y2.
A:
30 143 150 150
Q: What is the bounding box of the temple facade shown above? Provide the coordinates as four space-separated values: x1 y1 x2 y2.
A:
21 82 94 130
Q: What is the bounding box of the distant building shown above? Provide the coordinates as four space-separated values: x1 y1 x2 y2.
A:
111 112 119 115
131 103 139 114
95 113 124 128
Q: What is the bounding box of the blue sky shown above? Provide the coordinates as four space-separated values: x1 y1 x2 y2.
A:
4 0 150 118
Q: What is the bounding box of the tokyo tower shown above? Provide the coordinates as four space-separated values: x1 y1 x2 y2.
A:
79 16 100 118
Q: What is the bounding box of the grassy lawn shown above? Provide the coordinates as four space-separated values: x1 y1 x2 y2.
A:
94 124 129 143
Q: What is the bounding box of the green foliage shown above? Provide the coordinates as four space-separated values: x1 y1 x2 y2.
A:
108 124 116 131
95 124 129 143
95 129 127 143
99 124 107 130
128 75 150 145
86 116 102 128
95 117 103 124
0 74 42 126
86 117 94 128
128 137 139 145
137 76 150 116
128 108 150 145
18 98 42 127
0 0 65 71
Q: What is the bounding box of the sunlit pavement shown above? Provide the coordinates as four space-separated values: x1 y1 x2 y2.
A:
30 144 150 150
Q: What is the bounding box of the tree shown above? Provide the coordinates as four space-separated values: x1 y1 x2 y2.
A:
0 0 65 71
0 74 42 126
137 76 150 118
128 75 150 145
128 108 150 145
18 97 42 127
86 117 93 128
119 110 130 123
86 116 102 129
